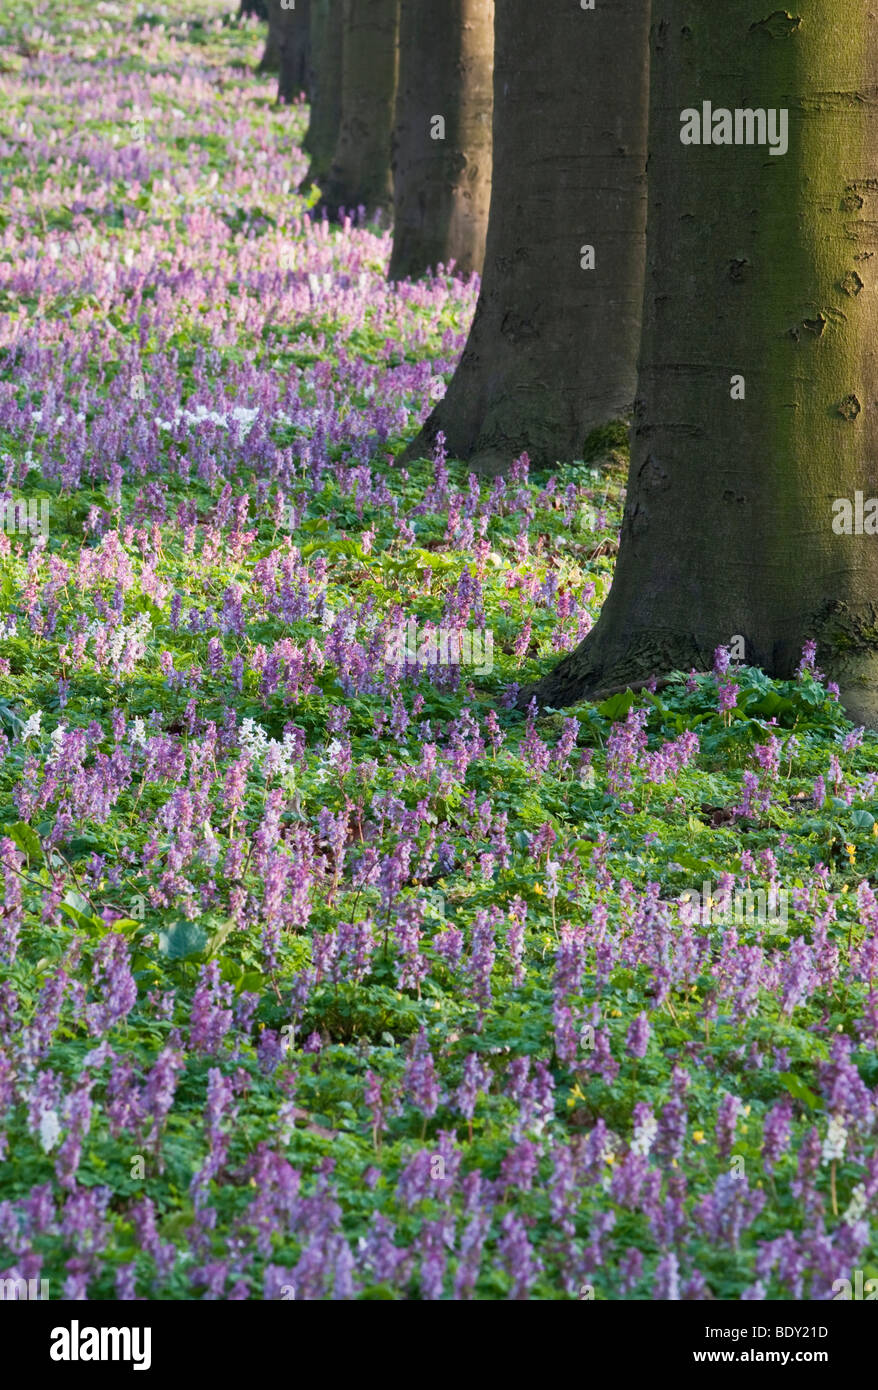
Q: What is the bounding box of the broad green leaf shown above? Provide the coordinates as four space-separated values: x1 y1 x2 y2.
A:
596 689 635 721
7 821 43 864
158 920 208 960
778 1071 820 1110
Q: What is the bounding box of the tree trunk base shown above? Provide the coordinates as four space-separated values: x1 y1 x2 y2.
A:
398 423 564 477
517 613 878 730
516 624 702 712
312 198 392 227
399 396 634 476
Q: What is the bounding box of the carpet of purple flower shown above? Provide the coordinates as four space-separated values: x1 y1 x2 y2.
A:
2 3 878 1302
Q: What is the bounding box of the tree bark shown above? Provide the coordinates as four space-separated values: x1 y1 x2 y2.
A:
265 0 311 102
524 2 878 725
388 0 494 282
301 0 344 190
400 0 649 475
258 8 280 72
315 0 400 223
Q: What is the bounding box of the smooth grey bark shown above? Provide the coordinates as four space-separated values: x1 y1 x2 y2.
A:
400 0 650 475
524 2 878 726
315 0 400 223
265 0 311 101
301 0 344 190
388 0 494 282
258 10 280 72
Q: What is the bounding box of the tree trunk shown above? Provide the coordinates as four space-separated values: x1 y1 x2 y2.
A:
400 0 649 475
524 2 878 726
315 0 400 223
258 9 280 72
301 0 344 190
388 0 494 282
265 0 311 102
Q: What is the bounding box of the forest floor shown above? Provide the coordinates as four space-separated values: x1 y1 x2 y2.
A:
1 2 877 1300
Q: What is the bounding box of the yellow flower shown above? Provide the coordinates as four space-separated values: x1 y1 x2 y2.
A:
533 884 544 896
846 843 856 864
692 1130 706 1145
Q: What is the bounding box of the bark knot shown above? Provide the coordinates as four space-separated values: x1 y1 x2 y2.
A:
749 11 802 39
637 455 670 492
841 271 864 297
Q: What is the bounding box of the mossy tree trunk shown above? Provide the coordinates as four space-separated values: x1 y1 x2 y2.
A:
388 0 494 282
525 2 878 725
316 0 400 223
301 0 344 190
400 0 649 474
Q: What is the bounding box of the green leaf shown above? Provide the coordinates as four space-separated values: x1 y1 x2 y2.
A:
778 1071 820 1110
205 917 237 961
59 891 99 932
852 810 875 832
596 690 635 721
158 921 208 960
669 853 716 877
7 821 43 864
107 918 142 934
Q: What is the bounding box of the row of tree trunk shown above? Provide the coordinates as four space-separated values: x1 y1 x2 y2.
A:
262 1 494 269
261 0 312 99
527 0 878 723
246 0 878 721
405 0 648 474
261 0 647 473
